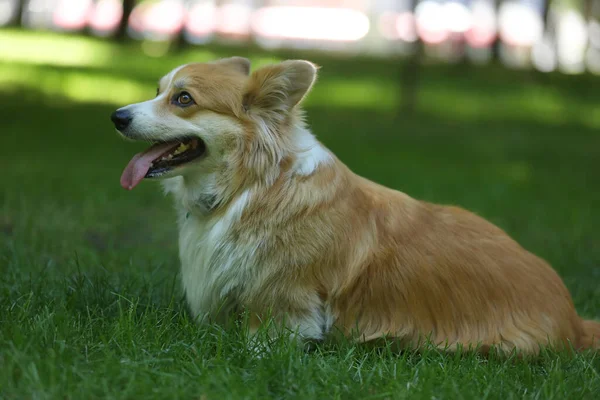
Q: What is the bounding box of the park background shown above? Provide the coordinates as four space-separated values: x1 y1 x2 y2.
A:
1 1 600 399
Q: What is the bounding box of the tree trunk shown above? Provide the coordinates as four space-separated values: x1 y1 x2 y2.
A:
398 0 422 116
398 43 423 116
10 0 25 27
116 0 136 41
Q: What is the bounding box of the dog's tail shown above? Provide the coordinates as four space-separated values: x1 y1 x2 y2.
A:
579 319 600 350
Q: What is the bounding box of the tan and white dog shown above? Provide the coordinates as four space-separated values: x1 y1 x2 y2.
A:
111 57 599 354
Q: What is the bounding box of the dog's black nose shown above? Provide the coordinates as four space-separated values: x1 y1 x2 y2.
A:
111 109 132 131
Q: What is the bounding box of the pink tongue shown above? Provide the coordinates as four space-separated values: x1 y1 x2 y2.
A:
120 142 180 190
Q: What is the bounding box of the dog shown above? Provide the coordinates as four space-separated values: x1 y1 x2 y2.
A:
111 57 599 354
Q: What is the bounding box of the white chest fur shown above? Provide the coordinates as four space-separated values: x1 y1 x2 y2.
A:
176 189 256 321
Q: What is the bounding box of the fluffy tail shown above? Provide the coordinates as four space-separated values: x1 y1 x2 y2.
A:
579 319 600 350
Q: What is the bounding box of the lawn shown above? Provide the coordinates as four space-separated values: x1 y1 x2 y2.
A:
1 29 600 399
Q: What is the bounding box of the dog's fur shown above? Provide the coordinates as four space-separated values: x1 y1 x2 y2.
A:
114 57 599 354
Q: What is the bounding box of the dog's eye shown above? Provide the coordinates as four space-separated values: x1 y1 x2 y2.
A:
176 92 194 106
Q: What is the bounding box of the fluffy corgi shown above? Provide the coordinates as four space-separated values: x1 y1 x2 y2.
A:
111 57 599 354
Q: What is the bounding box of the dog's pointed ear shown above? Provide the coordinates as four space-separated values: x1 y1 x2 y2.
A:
242 60 318 112
213 57 251 75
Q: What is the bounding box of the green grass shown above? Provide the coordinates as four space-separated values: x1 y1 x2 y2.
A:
1 29 600 399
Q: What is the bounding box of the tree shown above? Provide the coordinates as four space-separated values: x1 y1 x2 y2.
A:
116 0 136 41
10 0 25 27
398 0 422 116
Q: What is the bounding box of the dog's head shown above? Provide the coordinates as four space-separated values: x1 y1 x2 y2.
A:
111 57 318 193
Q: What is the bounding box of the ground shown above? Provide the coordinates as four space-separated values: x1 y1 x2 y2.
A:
1 29 600 399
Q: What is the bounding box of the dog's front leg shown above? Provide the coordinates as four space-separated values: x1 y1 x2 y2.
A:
244 299 330 356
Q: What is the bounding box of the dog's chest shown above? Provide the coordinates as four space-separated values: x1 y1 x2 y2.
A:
177 202 260 319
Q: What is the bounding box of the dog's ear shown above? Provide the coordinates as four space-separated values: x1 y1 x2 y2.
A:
213 57 251 76
242 60 318 113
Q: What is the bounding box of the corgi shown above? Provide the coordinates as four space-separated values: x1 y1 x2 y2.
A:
111 57 599 354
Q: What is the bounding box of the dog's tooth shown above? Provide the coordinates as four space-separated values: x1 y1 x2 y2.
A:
174 143 190 155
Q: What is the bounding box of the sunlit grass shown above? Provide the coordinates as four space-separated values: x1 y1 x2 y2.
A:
0 62 397 110
2 29 600 128
1 58 596 123
0 29 115 68
419 85 565 124
0 28 220 76
0 64 149 105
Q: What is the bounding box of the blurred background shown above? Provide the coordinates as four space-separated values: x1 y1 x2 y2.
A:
0 1 599 315
2 0 600 73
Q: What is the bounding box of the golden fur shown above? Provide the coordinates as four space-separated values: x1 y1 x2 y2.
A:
113 57 600 355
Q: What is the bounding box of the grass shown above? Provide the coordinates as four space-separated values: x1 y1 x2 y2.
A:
1 29 600 399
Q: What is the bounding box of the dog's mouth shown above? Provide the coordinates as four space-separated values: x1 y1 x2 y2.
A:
120 137 206 190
